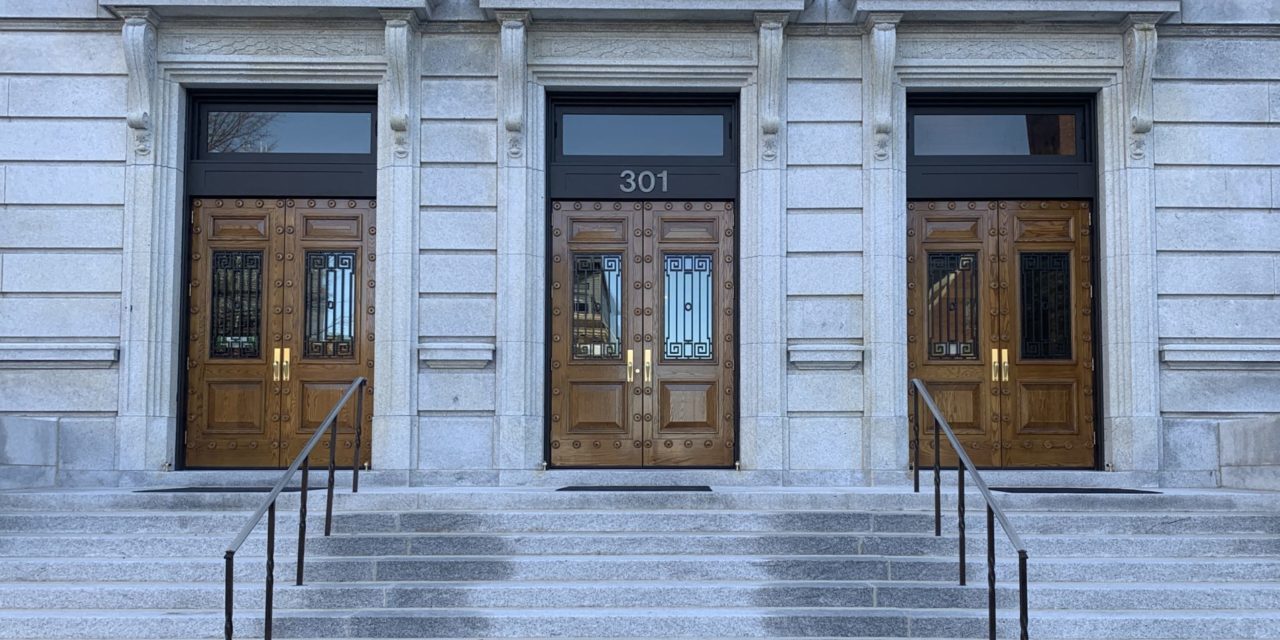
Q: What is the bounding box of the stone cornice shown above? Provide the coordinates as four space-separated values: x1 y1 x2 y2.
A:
844 0 1178 24
101 1 435 21
0 343 120 369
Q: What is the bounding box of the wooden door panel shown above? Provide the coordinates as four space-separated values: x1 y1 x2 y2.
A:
908 201 1003 468
1001 200 1095 468
185 199 285 468
280 199 375 469
549 201 644 467
646 202 734 467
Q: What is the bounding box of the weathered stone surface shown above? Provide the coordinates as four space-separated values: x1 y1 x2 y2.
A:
1153 81 1270 123
787 296 861 339
56 418 115 471
1179 0 1280 25
1159 298 1280 338
786 254 861 295
788 211 861 253
7 77 126 118
786 167 862 208
1161 369 1280 413
0 253 122 293
419 369 496 412
0 370 117 412
0 31 123 73
421 121 498 163
0 0 104 19
421 34 498 77
787 36 860 80
789 416 861 470
1162 419 1219 472
420 417 494 469
787 370 862 413
1157 253 1276 295
0 297 119 338
422 165 497 207
1154 167 1271 208
787 80 861 122
0 416 57 466
1155 123 1280 165
3 164 125 206
421 210 497 250
1219 415 1280 466
420 253 496 294
1158 209 1280 251
422 79 498 119
1157 38 1280 80
787 122 861 165
419 295 496 338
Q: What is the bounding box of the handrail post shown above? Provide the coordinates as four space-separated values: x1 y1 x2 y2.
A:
958 465 966 586
325 417 338 537
987 505 996 640
1019 549 1030 640
223 550 234 640
912 385 921 493
265 501 275 640
933 415 941 537
353 380 365 493
296 459 308 586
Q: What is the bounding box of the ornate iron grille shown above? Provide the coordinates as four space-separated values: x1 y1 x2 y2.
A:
210 251 263 359
571 254 622 359
304 251 357 359
1020 252 1072 359
926 252 979 360
663 254 714 360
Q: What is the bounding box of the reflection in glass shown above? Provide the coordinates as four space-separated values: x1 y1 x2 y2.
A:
210 251 263 359
913 114 1077 156
926 252 979 360
562 114 725 156
207 111 372 154
1020 252 1072 359
663 254 714 360
572 255 623 359
304 251 357 358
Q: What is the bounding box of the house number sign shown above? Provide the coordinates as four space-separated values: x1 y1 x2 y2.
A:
618 170 669 194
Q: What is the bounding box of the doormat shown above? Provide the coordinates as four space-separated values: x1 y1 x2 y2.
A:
134 487 323 493
990 487 1161 495
557 485 712 492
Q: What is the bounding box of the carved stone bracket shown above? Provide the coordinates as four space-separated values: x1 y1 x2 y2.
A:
866 13 901 162
382 11 420 160
1124 14 1159 160
756 13 786 162
498 11 531 159
119 9 158 156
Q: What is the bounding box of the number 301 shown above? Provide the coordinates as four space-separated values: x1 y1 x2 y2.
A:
619 170 668 194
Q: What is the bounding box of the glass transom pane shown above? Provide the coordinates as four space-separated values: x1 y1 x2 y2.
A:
207 111 372 154
913 114 1077 156
210 251 263 359
304 251 357 359
926 252 979 360
562 114 725 156
572 254 623 359
663 254 714 360
1020 252 1072 360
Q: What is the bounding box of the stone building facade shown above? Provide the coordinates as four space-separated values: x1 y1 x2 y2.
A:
0 0 1277 490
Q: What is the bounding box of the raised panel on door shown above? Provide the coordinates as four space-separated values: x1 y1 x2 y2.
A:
278 198 375 469
1000 200 1095 467
184 198 284 468
907 201 1004 468
645 201 735 467
549 201 644 466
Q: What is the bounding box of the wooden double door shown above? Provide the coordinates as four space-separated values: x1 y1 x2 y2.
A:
184 198 374 469
908 200 1096 468
549 200 736 467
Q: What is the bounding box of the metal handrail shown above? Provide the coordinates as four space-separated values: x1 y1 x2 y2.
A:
223 376 367 640
910 378 1029 640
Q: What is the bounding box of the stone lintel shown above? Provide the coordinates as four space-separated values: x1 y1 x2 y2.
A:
100 0 434 21
1160 344 1280 370
846 0 1178 24
419 342 497 369
788 343 864 370
0 343 120 369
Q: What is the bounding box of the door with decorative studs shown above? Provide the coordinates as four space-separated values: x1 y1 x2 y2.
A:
184 197 375 468
549 200 736 467
908 200 1096 468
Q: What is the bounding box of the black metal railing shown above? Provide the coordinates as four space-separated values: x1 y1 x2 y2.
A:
910 378 1029 640
223 376 367 640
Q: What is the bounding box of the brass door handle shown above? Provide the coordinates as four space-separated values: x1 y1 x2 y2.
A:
627 349 635 383
644 349 652 384
273 347 282 382
282 348 291 382
991 348 999 382
1001 348 1009 382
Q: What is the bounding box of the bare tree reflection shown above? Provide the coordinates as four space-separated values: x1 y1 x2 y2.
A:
207 111 280 153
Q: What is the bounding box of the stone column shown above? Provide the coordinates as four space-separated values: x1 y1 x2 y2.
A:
373 11 422 472
860 12 908 481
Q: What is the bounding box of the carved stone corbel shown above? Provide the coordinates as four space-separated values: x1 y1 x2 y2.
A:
1124 15 1159 160
120 9 158 156
866 13 901 162
382 11 419 159
497 11 530 159
756 13 787 162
